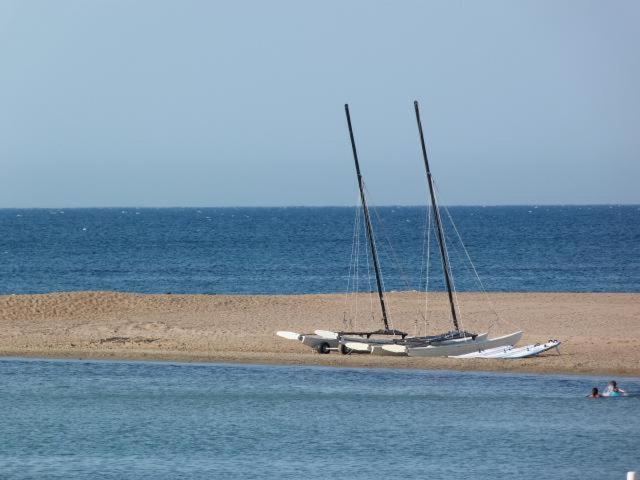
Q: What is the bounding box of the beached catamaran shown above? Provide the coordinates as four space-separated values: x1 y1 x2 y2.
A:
278 102 540 357
277 104 410 354
333 101 523 356
377 101 523 356
276 104 408 353
332 105 411 344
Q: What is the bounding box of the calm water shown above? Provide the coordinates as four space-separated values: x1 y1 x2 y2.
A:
0 205 638 294
0 358 638 479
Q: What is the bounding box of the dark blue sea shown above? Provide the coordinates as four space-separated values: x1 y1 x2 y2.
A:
0 358 638 479
0 205 638 294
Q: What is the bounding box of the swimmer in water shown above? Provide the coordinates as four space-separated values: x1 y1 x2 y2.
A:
587 387 601 398
603 380 627 397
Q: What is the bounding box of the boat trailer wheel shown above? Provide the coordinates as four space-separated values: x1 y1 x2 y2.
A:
315 342 331 354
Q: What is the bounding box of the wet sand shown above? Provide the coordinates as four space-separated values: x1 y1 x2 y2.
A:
0 291 638 376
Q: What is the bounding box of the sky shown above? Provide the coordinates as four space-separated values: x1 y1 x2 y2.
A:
0 0 638 207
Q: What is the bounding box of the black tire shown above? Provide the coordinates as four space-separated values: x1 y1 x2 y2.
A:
315 342 330 354
339 344 350 355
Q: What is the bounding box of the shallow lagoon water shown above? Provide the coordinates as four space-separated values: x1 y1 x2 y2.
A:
0 358 638 479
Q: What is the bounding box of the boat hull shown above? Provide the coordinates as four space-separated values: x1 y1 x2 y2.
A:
369 344 407 356
406 331 523 357
377 332 490 355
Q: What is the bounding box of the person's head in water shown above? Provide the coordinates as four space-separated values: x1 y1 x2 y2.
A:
590 387 600 398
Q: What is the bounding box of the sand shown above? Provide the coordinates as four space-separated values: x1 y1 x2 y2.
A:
0 291 638 377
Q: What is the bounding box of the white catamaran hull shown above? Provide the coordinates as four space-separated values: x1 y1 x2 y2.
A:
369 344 407 356
276 331 339 353
301 335 339 350
375 332 490 356
404 331 523 357
349 332 491 356
342 338 403 355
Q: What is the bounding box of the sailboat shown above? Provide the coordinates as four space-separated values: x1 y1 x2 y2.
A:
336 102 522 357
378 101 522 357
332 104 409 351
277 102 523 357
278 103 408 354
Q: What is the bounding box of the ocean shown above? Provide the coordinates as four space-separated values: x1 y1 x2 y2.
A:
0 205 638 294
0 358 638 479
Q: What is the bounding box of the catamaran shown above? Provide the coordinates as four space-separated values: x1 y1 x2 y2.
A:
278 102 525 357
376 101 523 357
279 103 409 354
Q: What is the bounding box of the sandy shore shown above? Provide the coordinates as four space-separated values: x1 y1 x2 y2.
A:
0 291 638 377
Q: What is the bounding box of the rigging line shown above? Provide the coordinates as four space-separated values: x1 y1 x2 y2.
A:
427 194 458 332
362 179 394 330
442 224 467 332
370 208 414 292
362 211 375 328
424 206 432 336
360 180 394 331
418 204 431 335
372 227 395 332
348 199 362 329
351 202 361 326
344 200 360 314
433 187 464 332
355 205 370 331
435 183 517 331
364 186 415 292
418 211 427 291
439 209 500 332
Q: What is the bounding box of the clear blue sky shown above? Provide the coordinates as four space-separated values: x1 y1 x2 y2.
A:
1 0 638 207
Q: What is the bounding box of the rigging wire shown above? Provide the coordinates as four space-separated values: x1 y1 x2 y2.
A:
344 199 362 330
441 214 499 331
353 202 361 329
418 204 432 335
442 227 466 332
343 184 395 333
360 181 394 331
423 206 432 336
362 212 375 328
343 202 359 326
435 182 519 332
366 199 416 292
432 187 464 332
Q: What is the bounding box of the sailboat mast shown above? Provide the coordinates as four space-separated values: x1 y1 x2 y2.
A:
413 100 460 331
344 104 390 331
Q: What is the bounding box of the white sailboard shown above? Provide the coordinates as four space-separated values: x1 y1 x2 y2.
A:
453 340 561 359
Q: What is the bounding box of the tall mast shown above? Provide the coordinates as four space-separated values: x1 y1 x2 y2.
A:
413 100 460 331
344 104 390 331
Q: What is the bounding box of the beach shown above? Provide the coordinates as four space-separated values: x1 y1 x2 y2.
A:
1 291 638 376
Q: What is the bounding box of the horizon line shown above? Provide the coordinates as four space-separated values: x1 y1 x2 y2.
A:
0 202 639 210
